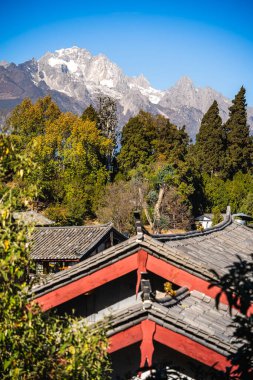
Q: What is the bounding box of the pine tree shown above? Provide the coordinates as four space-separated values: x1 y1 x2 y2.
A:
117 111 157 176
153 117 189 163
81 104 99 125
195 100 225 176
225 86 252 177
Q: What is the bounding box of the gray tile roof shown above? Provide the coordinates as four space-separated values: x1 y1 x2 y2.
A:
31 219 253 299
163 222 253 276
30 222 126 261
99 290 237 357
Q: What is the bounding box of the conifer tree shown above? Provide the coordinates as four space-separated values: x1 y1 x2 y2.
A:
81 104 99 125
117 111 157 176
195 100 225 176
225 86 252 177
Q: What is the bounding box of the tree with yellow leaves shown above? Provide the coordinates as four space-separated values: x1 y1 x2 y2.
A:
0 134 111 379
7 98 113 224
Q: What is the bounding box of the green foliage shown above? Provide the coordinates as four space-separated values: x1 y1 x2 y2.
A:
203 172 253 214
195 100 225 176
0 136 111 379
211 206 223 225
117 111 157 175
7 99 112 225
241 193 253 216
225 172 253 213
81 104 99 125
118 112 189 177
5 88 253 230
7 96 61 142
152 120 189 163
225 87 252 177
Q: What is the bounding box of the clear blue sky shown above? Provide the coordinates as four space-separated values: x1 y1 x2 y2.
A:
1 0 253 104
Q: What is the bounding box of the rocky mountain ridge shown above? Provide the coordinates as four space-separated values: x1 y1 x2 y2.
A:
1 46 252 140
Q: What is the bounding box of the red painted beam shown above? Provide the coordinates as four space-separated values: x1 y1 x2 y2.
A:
146 255 229 305
136 250 148 296
155 324 231 371
33 249 253 314
108 322 231 372
34 254 138 311
108 324 142 353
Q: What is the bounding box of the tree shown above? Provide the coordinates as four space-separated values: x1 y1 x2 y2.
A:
81 104 99 125
131 163 194 234
212 206 223 225
152 118 189 163
117 111 157 176
0 135 111 379
118 112 189 177
225 87 252 177
225 172 253 213
241 193 253 216
96 180 141 233
202 174 229 212
195 100 225 176
97 96 118 172
31 112 111 224
7 96 61 143
6 99 113 224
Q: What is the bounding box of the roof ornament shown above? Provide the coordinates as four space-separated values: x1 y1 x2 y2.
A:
134 211 144 241
140 272 152 309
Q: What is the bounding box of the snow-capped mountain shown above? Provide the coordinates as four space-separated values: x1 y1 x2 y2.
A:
1 46 253 140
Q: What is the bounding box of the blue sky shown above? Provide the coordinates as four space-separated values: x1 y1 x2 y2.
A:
1 0 253 104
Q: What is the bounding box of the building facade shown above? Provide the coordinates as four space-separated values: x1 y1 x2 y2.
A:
31 210 252 379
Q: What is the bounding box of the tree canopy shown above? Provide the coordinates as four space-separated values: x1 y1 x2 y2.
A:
0 135 111 379
4 86 253 231
195 100 225 176
225 87 252 177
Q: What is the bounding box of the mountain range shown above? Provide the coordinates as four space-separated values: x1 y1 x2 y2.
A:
0 46 252 140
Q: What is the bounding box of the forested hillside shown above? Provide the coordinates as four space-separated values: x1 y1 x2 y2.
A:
2 86 252 233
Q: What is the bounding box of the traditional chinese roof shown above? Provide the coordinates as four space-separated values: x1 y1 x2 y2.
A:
105 289 236 357
163 224 253 275
31 217 253 299
30 222 126 261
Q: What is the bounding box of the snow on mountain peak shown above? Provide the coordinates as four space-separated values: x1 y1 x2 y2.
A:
1 46 253 142
34 46 164 103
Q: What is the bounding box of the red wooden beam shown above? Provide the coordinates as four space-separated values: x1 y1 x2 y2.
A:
108 322 231 372
136 250 148 296
155 324 231 371
33 249 253 314
108 324 142 353
146 255 229 304
34 254 138 311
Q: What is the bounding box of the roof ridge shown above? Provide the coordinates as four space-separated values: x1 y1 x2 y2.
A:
34 222 113 230
102 298 236 356
150 212 232 241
